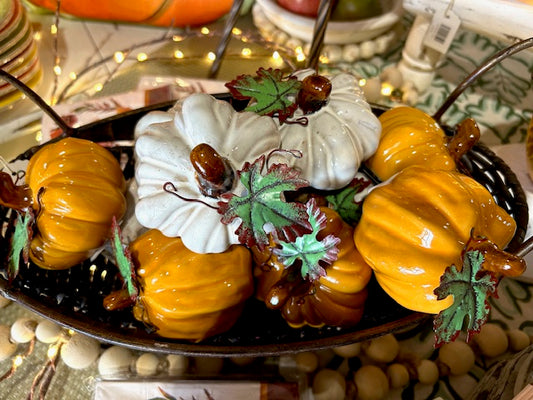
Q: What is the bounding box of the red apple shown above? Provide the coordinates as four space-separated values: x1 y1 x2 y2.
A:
276 0 322 17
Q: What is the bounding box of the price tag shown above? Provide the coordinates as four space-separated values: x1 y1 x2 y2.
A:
423 6 461 54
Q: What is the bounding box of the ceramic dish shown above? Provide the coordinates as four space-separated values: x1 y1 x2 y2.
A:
255 0 403 44
0 98 527 357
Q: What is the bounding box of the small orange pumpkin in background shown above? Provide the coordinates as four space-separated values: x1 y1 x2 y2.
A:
25 137 127 270
26 0 233 27
254 207 371 329
130 229 254 341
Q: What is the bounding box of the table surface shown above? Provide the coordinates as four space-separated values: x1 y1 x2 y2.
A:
0 4 533 400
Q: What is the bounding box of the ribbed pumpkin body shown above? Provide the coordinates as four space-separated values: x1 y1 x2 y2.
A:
254 208 371 328
366 106 455 181
131 229 254 341
354 166 517 314
25 137 126 270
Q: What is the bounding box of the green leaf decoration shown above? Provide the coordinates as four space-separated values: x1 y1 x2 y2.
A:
110 217 138 301
218 155 311 250
325 176 373 225
433 249 498 347
273 198 340 281
225 67 301 124
8 208 34 281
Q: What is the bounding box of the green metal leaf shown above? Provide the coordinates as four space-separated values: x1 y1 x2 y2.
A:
218 156 311 250
225 67 301 123
325 176 372 225
433 249 498 347
8 208 34 281
273 198 340 281
110 217 138 301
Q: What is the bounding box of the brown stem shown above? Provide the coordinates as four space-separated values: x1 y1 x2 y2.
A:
433 36 533 123
306 0 336 70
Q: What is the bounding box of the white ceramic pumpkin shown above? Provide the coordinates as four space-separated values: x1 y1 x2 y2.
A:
271 69 381 190
134 93 281 254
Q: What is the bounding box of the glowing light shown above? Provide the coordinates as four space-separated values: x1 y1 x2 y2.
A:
137 52 148 62
241 48 252 57
50 24 58 35
207 52 216 61
172 34 184 42
319 55 329 64
295 46 306 62
232 27 242 36
94 83 103 92
89 264 97 273
174 50 184 59
33 31 42 41
113 51 126 64
359 78 367 87
53 65 62 76
68 72 77 80
201 27 210 35
272 51 281 60
13 355 23 368
47 345 59 359
35 131 43 142
381 82 394 97
100 270 107 279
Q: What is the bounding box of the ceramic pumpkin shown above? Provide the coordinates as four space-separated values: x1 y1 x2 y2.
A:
268 69 381 191
130 229 254 341
26 0 232 27
254 207 371 328
25 137 127 270
134 93 280 254
354 166 518 314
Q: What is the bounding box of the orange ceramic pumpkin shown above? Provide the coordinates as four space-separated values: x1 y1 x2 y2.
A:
354 166 518 314
26 0 233 27
254 207 371 328
131 229 254 341
25 137 127 270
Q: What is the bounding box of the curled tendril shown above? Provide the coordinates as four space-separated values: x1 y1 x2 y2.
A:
162 182 218 210
265 149 303 171
284 116 309 126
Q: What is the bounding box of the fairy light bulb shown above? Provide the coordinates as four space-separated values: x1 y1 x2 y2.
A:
174 50 184 59
50 24 58 35
207 52 216 62
359 78 367 87
94 83 103 92
13 355 23 368
113 51 125 64
53 65 62 76
381 82 393 97
137 53 148 62
295 46 306 62
201 27 210 35
241 48 252 57
232 27 242 36
68 72 77 80
47 344 59 359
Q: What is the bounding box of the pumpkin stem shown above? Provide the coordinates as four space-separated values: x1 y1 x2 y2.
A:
189 143 235 198
446 117 481 162
465 232 526 278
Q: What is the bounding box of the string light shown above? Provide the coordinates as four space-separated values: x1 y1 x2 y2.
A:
68 71 77 80
207 52 216 62
241 48 252 57
173 50 184 59
137 53 148 62
53 65 62 76
201 27 210 35
94 83 103 92
113 51 126 64
50 24 58 35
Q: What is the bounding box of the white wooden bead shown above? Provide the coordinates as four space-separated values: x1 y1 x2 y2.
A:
135 353 160 377
167 354 188 376
438 340 475 375
360 40 376 59
362 77 382 103
507 329 530 352
363 334 400 363
354 365 390 400
416 359 439 385
386 363 410 389
342 44 360 63
61 333 101 370
313 368 346 400
323 45 343 63
473 323 509 357
35 320 63 344
0 296 11 308
0 325 17 362
98 346 134 377
10 318 37 343
333 342 362 358
295 351 319 373
380 66 404 89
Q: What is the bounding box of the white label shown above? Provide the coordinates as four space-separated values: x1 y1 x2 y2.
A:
423 7 461 54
